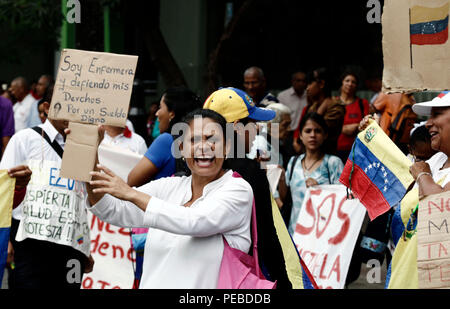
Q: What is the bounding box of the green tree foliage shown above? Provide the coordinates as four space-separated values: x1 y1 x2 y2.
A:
0 0 63 63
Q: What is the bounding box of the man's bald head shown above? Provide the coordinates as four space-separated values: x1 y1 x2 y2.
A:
9 76 30 102
243 66 267 102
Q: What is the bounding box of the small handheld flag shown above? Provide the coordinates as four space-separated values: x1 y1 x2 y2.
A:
0 171 15 286
339 120 414 220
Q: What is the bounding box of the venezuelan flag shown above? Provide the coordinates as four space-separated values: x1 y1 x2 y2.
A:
339 121 414 220
410 3 449 45
0 170 15 286
270 196 317 289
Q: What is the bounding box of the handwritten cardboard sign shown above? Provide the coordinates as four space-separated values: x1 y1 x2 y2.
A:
382 0 450 93
292 184 366 289
82 212 135 289
417 190 450 289
49 49 138 127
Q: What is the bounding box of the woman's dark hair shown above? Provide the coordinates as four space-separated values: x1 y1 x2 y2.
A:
298 112 329 134
339 70 359 86
409 124 431 149
163 86 201 133
306 67 332 97
183 108 228 137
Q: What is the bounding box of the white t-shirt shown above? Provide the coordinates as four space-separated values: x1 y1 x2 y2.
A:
12 93 39 132
88 170 253 289
277 87 307 131
102 130 147 155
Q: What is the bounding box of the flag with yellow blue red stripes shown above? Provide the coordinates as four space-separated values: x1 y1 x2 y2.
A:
0 170 15 286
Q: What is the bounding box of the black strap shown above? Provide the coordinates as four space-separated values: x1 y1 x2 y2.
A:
358 98 365 118
389 104 412 136
31 126 64 159
288 155 300 182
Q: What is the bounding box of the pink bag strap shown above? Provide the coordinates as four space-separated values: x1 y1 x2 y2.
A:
232 172 262 277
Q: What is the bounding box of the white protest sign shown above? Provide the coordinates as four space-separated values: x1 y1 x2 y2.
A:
82 212 135 289
16 159 90 256
50 49 138 127
417 190 450 289
292 184 366 289
98 143 143 182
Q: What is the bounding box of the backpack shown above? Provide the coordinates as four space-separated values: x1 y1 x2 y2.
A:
373 93 417 154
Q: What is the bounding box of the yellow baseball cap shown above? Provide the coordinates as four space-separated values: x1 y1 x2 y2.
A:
203 87 276 123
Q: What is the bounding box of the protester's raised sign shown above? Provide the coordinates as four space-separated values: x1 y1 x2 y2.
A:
417 190 450 289
292 185 366 289
50 49 138 127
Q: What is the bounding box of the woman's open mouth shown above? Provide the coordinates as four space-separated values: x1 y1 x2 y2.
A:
194 156 215 167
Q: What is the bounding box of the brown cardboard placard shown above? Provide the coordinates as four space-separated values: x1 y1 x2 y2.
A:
382 0 450 93
49 49 138 127
417 190 450 289
60 122 100 182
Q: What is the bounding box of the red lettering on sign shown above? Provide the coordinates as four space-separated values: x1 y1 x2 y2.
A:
82 277 122 289
118 227 130 236
112 245 124 259
428 198 450 214
98 280 110 289
319 254 328 279
105 224 115 234
98 242 109 256
328 255 341 282
295 189 321 235
316 194 335 239
422 242 449 259
82 276 93 289
90 232 136 262
328 197 350 245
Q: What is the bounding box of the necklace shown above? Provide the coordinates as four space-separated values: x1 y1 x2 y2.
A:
303 154 324 172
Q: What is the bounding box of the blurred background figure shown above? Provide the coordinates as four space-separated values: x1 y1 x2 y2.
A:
277 70 308 133
9 76 39 132
372 92 417 154
33 77 54 125
144 101 160 146
406 122 437 163
293 67 345 155
0 81 14 158
243 66 279 107
335 70 370 163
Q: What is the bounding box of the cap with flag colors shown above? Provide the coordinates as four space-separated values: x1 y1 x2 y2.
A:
203 87 276 123
339 120 414 220
0 170 16 287
412 91 450 116
410 2 449 45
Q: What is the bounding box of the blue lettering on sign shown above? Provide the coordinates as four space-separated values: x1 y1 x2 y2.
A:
49 167 75 190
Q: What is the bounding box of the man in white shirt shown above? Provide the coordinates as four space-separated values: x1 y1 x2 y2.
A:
0 100 93 289
9 77 39 132
277 71 308 132
102 125 147 155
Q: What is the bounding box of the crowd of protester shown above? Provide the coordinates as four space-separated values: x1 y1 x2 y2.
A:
1 65 449 290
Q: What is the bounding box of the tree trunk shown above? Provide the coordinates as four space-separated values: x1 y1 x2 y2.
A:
205 0 255 95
